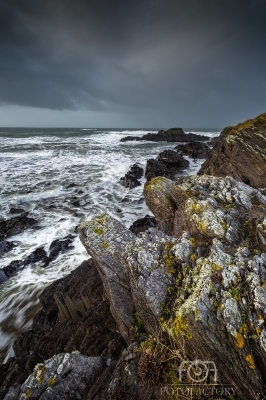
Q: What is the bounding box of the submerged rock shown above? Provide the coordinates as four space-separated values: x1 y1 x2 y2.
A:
199 113 266 188
0 241 16 257
145 150 189 181
175 141 210 159
0 212 37 241
121 128 209 143
48 234 75 263
8 208 25 215
120 163 144 189
0 235 76 283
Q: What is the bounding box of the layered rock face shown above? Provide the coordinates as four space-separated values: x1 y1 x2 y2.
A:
199 113 266 188
0 259 125 399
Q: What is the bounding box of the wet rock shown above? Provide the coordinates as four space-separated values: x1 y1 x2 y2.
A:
0 235 75 282
145 159 168 182
0 241 16 257
2 247 48 279
0 259 125 398
129 215 157 236
121 128 209 142
24 247 48 267
120 163 144 189
0 270 7 284
48 234 75 263
2 260 24 278
66 182 78 188
3 353 108 400
9 208 25 215
145 150 189 181
0 212 37 241
175 141 210 159
199 113 266 188
71 200 80 207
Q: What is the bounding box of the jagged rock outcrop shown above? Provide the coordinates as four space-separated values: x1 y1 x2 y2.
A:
0 259 125 399
199 113 266 188
120 163 144 189
145 150 189 181
175 141 210 159
79 175 266 399
121 128 209 143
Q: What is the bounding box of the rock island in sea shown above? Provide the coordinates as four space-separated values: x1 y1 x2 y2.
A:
1 113 266 399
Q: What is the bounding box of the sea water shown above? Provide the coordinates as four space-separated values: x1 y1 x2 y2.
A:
0 127 219 363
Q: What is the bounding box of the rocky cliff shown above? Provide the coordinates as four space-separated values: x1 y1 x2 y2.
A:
2 114 266 400
199 113 266 188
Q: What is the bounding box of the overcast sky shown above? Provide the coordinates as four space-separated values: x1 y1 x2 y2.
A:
0 0 265 128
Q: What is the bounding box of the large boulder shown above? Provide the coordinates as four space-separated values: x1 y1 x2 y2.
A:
199 113 266 188
121 128 209 143
145 150 189 181
120 163 144 189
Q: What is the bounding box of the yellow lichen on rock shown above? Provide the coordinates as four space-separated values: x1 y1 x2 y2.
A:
245 354 256 370
235 332 245 348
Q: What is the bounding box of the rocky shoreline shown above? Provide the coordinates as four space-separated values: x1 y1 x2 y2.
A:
1 113 266 399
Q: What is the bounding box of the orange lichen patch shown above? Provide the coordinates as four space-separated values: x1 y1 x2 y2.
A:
245 354 256 370
235 332 245 348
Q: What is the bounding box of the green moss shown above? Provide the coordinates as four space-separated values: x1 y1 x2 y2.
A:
102 242 109 249
131 312 145 338
25 389 32 399
230 288 240 301
172 314 192 338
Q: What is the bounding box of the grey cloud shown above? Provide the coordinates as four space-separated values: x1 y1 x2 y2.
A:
0 0 265 126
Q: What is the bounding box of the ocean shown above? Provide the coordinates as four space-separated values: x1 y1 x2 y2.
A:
0 127 219 363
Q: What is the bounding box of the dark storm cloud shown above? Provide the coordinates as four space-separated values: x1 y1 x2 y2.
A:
0 0 265 125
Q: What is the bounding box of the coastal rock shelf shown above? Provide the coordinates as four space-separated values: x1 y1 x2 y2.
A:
121 127 209 142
